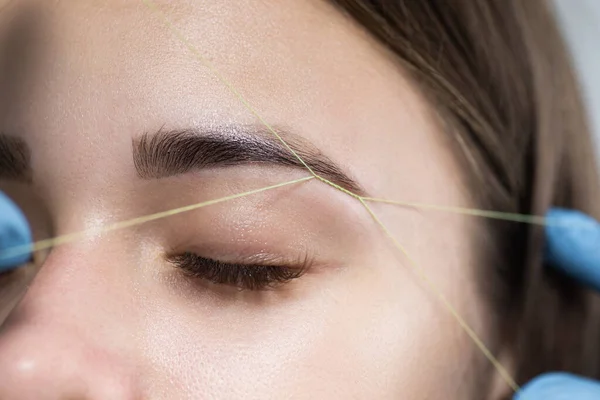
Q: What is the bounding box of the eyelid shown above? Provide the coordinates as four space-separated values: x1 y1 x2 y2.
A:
166 251 314 292
166 250 316 273
225 251 314 268
166 242 315 268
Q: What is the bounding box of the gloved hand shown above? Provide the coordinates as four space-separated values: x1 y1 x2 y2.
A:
0 191 32 272
515 208 600 399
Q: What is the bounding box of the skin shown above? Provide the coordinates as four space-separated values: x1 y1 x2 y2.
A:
0 0 508 398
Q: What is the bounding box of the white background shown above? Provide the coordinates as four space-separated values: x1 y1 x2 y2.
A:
554 0 600 160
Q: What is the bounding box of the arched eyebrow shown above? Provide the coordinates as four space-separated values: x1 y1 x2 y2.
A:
0 133 31 182
132 125 367 196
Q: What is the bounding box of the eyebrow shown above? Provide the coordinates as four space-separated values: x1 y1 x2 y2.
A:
132 126 366 195
0 133 31 182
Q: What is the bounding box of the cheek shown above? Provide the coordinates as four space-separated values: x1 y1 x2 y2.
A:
135 239 484 400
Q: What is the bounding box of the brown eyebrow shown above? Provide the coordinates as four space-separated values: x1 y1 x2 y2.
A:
0 133 31 182
132 125 366 196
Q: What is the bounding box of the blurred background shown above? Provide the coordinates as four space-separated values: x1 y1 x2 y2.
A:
554 0 600 161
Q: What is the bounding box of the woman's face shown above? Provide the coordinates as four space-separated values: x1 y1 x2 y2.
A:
0 1 503 398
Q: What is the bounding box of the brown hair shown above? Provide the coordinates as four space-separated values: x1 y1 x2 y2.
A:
329 0 600 393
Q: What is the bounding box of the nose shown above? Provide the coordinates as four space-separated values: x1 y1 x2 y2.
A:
0 246 141 400
0 324 138 400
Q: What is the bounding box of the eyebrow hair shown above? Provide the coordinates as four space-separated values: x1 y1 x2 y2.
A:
132 126 366 195
0 133 31 182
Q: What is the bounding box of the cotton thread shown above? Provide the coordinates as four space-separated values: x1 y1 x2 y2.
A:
0 176 314 262
363 198 548 225
359 198 521 392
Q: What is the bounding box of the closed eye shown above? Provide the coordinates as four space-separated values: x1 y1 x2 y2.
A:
167 252 312 291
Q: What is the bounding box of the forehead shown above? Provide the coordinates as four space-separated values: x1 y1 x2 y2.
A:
29 0 393 118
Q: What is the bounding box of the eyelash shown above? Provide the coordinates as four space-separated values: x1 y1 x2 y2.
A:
168 252 311 291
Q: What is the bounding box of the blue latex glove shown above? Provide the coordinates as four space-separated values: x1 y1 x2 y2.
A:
515 208 600 399
0 191 32 272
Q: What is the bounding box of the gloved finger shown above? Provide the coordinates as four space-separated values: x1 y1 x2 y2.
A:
0 191 32 272
515 372 600 400
545 208 600 292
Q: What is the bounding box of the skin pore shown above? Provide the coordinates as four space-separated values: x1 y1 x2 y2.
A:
0 0 509 399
